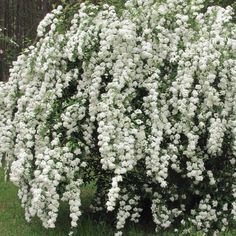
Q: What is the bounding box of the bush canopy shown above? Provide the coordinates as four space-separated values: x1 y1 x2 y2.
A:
1 0 236 235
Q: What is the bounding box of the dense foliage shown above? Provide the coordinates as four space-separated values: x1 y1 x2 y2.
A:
1 0 236 235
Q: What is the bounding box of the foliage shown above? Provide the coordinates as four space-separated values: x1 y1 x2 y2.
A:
1 0 236 235
2 168 236 236
0 27 19 67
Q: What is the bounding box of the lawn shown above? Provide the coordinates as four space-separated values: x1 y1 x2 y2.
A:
0 168 235 236
0 168 156 236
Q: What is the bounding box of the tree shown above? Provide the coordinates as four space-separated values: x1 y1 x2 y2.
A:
0 0 56 81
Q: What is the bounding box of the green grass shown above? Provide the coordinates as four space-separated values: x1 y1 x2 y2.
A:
0 168 156 236
0 168 236 236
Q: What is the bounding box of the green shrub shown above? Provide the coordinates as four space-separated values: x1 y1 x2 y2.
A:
1 0 236 235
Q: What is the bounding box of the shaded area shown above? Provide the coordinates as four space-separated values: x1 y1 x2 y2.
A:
0 0 58 81
1 168 236 236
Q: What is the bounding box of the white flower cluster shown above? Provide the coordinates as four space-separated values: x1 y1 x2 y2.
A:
115 191 142 236
152 193 182 230
1 0 236 235
37 5 63 37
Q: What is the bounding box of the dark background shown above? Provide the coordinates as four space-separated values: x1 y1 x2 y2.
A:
0 0 57 81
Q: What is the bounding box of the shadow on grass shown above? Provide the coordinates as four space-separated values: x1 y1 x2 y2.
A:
0 169 156 236
1 169 236 236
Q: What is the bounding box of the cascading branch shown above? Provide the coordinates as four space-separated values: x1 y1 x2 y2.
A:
1 0 236 235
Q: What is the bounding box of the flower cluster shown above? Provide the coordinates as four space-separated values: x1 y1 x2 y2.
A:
1 0 236 235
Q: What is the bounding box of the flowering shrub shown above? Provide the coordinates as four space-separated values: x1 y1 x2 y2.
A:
1 0 236 235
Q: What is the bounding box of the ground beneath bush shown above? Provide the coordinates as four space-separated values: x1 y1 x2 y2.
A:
0 168 235 236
